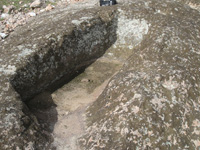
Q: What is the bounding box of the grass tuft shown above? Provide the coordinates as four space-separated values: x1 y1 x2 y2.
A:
0 0 33 11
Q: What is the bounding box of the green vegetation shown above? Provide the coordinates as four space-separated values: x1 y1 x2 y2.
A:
0 0 33 10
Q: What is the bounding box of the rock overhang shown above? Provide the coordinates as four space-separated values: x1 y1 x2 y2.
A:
0 0 200 149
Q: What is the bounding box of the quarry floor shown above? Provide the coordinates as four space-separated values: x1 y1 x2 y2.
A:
50 46 133 150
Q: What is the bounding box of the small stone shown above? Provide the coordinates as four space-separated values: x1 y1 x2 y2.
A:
40 9 46 13
28 12 36 17
3 5 15 14
81 78 89 82
45 4 54 11
30 0 42 8
1 13 10 19
0 33 8 39
108 52 114 56
22 4 29 8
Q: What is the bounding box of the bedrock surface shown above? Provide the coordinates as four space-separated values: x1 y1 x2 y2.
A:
0 0 200 149
0 6 118 149
79 0 200 150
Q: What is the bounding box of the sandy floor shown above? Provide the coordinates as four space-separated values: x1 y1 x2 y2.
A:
50 45 132 150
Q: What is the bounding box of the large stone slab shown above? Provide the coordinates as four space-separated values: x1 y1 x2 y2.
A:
79 0 200 150
0 0 200 149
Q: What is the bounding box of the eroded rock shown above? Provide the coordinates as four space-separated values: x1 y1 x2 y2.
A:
30 0 43 8
0 0 200 149
79 1 200 150
0 6 117 150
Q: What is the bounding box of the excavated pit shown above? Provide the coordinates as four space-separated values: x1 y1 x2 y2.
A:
24 44 135 149
1 1 200 149
51 45 133 149
0 5 149 149
18 14 147 149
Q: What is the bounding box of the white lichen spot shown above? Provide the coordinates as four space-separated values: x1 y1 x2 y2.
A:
0 65 16 75
162 76 179 90
194 140 200 148
188 2 200 11
133 93 142 99
131 130 142 137
72 16 92 25
151 96 168 111
121 127 129 136
25 142 34 150
132 106 140 114
116 13 149 47
192 119 200 127
16 147 20 150
72 20 84 25
18 47 34 58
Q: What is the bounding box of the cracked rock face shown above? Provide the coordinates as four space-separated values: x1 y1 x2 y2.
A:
0 0 200 149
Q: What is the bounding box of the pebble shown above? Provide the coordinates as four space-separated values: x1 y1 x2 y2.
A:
30 0 42 8
3 5 15 14
0 33 8 39
45 4 54 11
28 12 37 17
1 13 10 19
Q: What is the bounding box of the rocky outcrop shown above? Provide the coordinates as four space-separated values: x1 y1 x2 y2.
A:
0 7 117 149
79 0 200 150
0 0 200 149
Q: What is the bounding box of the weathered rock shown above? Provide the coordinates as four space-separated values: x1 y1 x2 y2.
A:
79 0 200 150
0 0 200 149
30 0 43 8
0 5 117 150
1 13 9 19
3 5 15 14
0 32 8 38
45 4 54 11
28 12 37 17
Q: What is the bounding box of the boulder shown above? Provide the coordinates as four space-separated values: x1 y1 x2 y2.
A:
79 0 200 150
0 0 200 149
0 6 117 149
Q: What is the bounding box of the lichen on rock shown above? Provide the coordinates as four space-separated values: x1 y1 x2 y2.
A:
0 6 118 150
0 0 200 149
79 0 200 150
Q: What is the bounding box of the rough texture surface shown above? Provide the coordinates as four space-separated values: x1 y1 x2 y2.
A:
79 0 200 150
0 0 200 149
0 6 117 149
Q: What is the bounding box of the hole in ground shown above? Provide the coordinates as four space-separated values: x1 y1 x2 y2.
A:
8 11 147 149
51 45 132 149
9 15 120 149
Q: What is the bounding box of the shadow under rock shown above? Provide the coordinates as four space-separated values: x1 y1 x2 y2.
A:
27 91 58 133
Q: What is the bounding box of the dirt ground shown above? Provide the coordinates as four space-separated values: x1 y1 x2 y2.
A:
51 45 133 149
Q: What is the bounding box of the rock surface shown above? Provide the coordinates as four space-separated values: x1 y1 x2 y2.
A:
0 5 117 150
0 0 200 149
0 0 98 41
78 0 200 150
30 0 43 8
